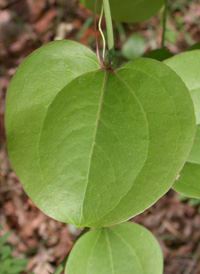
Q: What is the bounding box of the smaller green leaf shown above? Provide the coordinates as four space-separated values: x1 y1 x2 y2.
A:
1 258 12 273
0 256 28 274
11 258 28 266
9 263 28 274
187 42 200 51
178 194 188 202
65 222 163 274
0 231 28 274
0 245 12 260
79 0 163 23
0 232 10 245
188 198 200 207
164 50 200 198
174 163 200 199
169 2 184 12
164 50 200 91
145 48 173 61
122 33 145 60
187 125 200 164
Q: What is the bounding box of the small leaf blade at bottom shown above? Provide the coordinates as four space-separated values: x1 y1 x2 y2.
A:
65 222 163 274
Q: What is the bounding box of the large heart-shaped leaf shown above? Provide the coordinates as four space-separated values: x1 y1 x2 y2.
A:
79 0 163 23
164 50 200 198
38 59 196 227
5 41 196 227
65 222 163 274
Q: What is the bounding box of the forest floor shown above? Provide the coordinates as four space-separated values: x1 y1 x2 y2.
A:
0 0 200 273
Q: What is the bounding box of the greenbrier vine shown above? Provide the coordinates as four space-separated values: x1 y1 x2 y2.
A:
161 0 168 48
5 0 200 273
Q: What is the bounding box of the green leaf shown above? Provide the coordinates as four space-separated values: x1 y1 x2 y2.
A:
0 232 10 245
0 245 12 260
178 194 188 202
164 51 200 92
187 125 200 164
6 41 196 227
122 33 146 60
188 198 200 206
79 0 163 23
9 258 28 274
174 163 200 198
1 258 12 273
164 50 200 198
145 48 173 61
0 257 28 274
37 58 195 227
11 258 28 267
187 42 200 51
65 222 163 274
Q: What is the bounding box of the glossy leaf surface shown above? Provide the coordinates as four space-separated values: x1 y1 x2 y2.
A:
6 42 196 227
38 58 195 227
65 222 163 274
79 0 163 23
164 50 200 198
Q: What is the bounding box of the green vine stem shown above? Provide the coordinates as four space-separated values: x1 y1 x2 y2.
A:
161 0 168 48
102 0 114 64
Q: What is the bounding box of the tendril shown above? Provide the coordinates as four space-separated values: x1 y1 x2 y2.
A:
98 4 106 64
95 0 102 65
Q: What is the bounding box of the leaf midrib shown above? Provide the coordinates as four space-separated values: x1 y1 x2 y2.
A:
85 64 184 227
37 68 101 225
105 229 115 274
79 69 108 226
84 70 150 227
